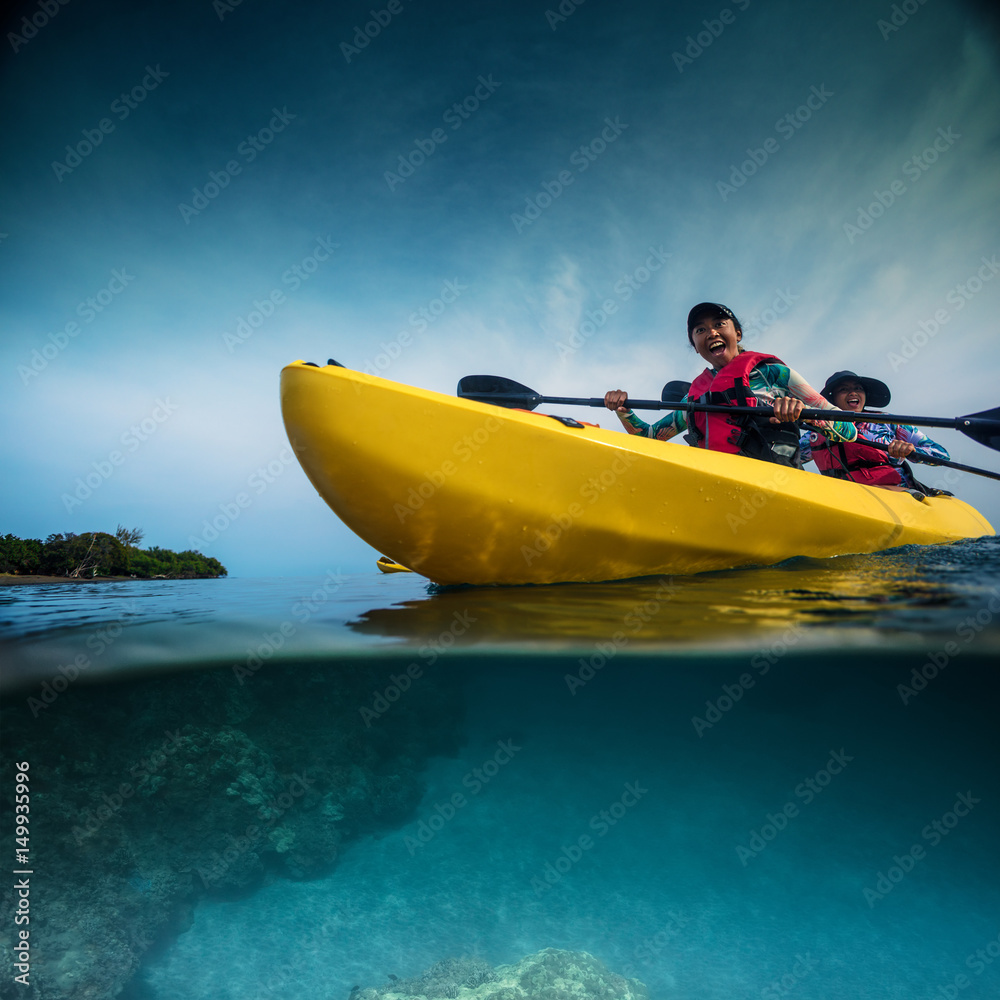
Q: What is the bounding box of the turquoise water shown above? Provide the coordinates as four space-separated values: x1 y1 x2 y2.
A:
2 539 999 999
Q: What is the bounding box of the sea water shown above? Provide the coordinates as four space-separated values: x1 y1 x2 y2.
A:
1 538 999 1000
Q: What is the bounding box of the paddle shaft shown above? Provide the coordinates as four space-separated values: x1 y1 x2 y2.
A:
463 390 1000 435
469 391 1000 480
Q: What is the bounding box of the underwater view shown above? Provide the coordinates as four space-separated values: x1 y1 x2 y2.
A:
2 538 999 1000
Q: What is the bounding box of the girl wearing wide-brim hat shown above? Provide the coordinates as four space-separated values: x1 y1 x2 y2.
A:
801 370 950 497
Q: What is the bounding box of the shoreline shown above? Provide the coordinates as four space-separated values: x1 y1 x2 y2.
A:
0 574 134 586
0 575 221 586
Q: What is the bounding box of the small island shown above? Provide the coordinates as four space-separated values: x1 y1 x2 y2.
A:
0 526 226 583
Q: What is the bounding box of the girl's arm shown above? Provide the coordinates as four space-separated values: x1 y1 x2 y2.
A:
897 424 950 462
617 408 686 441
780 366 858 443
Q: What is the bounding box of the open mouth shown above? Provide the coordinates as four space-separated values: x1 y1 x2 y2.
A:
708 339 727 357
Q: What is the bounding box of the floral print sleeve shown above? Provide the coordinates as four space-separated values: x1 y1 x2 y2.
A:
856 421 950 463
750 364 857 443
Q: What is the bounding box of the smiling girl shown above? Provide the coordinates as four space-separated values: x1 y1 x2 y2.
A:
802 370 950 493
603 302 856 467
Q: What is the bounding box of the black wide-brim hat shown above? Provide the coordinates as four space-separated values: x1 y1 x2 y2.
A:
821 370 891 409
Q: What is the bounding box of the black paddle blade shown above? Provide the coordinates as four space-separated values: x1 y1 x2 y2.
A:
457 375 541 409
661 380 691 403
958 407 1000 452
458 375 535 395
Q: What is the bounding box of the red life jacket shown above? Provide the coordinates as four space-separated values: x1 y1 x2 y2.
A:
686 351 802 467
810 432 903 487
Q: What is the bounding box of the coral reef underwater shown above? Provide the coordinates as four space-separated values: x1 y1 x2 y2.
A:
0 658 464 999
355 949 649 1000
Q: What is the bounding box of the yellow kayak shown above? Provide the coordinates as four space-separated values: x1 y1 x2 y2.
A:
280 362 995 586
376 555 413 574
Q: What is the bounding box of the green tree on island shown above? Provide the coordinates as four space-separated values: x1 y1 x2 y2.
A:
115 524 144 572
0 530 226 579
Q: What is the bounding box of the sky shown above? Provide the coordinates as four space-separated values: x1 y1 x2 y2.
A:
1 0 999 578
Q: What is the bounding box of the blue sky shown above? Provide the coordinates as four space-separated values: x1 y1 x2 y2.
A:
2 0 999 577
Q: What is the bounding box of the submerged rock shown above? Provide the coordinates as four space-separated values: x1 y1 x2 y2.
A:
357 949 649 1000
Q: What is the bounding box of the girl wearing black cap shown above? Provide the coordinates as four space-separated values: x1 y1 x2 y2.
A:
603 302 857 468
801 371 949 494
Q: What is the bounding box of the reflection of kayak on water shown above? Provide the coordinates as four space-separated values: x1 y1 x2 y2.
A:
280 361 995 587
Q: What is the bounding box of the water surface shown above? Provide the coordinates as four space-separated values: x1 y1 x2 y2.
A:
2 538 998 1000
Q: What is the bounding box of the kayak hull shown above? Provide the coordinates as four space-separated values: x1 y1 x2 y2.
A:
280 362 995 586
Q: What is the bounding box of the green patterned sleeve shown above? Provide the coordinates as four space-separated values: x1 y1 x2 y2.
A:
616 406 686 441
770 365 858 443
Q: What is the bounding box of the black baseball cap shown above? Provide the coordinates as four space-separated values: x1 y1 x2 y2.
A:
687 302 740 333
821 370 891 409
